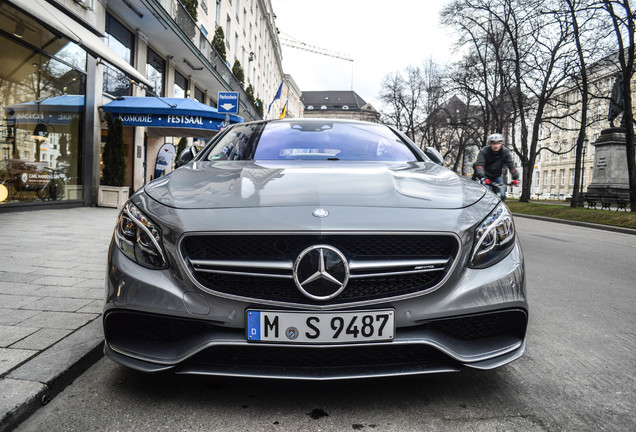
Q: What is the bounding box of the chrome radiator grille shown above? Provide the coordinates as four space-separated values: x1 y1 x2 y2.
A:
180 234 459 305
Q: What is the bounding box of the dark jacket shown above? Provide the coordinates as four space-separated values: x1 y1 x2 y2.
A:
473 146 518 180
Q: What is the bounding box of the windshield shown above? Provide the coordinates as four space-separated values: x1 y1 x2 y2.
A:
203 121 419 162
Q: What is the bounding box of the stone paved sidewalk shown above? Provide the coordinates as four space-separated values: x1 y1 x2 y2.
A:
0 206 119 432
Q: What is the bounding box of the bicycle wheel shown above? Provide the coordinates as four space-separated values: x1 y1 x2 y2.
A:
49 179 65 201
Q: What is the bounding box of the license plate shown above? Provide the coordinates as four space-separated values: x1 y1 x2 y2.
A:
246 309 394 344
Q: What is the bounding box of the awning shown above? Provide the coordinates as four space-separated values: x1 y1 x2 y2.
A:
101 96 243 138
8 0 153 89
5 95 84 127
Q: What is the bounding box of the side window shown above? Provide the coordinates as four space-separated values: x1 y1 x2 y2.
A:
206 124 259 160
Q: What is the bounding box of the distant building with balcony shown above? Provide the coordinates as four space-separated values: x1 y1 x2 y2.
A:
301 91 380 122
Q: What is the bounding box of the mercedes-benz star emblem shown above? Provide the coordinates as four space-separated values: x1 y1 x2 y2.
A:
293 245 349 300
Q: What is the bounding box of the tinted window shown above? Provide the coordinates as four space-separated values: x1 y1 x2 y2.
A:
253 121 417 161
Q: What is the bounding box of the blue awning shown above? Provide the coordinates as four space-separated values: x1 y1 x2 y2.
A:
100 96 243 138
5 95 85 126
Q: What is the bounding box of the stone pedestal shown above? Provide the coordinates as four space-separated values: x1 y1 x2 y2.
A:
587 128 631 194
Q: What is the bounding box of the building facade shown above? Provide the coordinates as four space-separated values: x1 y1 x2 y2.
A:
528 65 635 199
0 0 285 210
197 0 285 116
277 74 303 118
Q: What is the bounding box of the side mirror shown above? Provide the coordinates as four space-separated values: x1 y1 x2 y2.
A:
177 146 198 166
424 147 444 166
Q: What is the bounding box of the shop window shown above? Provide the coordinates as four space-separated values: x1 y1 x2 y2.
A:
0 3 87 206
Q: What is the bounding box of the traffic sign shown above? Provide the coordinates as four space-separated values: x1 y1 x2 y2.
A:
218 91 239 114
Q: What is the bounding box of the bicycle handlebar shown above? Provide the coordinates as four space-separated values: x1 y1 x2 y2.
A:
478 179 517 187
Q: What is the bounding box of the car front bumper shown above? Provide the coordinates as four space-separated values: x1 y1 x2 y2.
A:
103 238 527 380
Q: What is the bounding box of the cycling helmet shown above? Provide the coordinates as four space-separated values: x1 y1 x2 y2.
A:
488 133 504 143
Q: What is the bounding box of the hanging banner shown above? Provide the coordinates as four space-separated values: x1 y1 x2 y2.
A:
154 143 176 179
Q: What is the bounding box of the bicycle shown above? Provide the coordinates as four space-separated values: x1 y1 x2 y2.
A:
37 164 68 201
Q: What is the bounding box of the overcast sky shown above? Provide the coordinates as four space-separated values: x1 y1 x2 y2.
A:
269 0 456 112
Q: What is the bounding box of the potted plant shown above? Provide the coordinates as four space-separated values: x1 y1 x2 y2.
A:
98 112 128 208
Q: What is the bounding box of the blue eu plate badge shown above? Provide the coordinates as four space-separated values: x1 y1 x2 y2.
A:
247 311 261 340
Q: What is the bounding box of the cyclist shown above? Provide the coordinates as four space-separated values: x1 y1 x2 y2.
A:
474 133 519 200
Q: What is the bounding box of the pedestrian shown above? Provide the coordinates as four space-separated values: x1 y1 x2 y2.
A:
473 133 519 200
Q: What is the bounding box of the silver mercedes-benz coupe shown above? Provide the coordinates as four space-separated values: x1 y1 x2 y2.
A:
104 118 527 380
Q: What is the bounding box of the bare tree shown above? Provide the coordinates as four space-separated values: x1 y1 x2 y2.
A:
379 72 409 133
442 0 576 202
418 58 447 151
440 12 514 146
553 0 603 208
380 60 447 149
379 66 428 142
601 0 635 211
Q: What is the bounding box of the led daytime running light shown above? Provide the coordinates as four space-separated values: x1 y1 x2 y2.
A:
123 203 166 263
470 203 515 267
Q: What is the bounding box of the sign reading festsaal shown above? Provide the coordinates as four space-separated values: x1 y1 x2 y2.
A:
113 113 224 131
218 92 239 114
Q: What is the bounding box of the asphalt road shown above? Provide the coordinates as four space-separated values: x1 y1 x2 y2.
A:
15 217 636 432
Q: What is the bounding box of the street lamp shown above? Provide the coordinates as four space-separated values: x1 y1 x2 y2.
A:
579 136 588 195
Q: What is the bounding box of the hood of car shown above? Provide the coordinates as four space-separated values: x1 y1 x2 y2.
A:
144 160 486 209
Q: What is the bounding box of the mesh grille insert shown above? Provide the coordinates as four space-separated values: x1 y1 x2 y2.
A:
181 234 459 305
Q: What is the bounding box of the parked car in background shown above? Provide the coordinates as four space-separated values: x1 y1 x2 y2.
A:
537 193 552 200
103 118 528 380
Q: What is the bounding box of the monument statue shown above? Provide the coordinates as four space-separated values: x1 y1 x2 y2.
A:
590 72 630 199
608 74 625 128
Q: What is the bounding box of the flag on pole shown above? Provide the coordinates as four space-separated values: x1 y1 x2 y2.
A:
279 100 288 119
267 81 284 115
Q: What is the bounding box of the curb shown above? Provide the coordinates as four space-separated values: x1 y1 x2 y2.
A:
512 213 636 235
0 318 104 432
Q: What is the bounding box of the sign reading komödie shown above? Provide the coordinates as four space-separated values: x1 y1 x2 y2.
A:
115 113 218 130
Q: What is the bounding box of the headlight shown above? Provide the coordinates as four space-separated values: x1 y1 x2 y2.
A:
470 202 515 268
114 202 167 269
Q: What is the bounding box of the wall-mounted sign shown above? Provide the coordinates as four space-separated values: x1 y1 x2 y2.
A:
218 92 239 114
